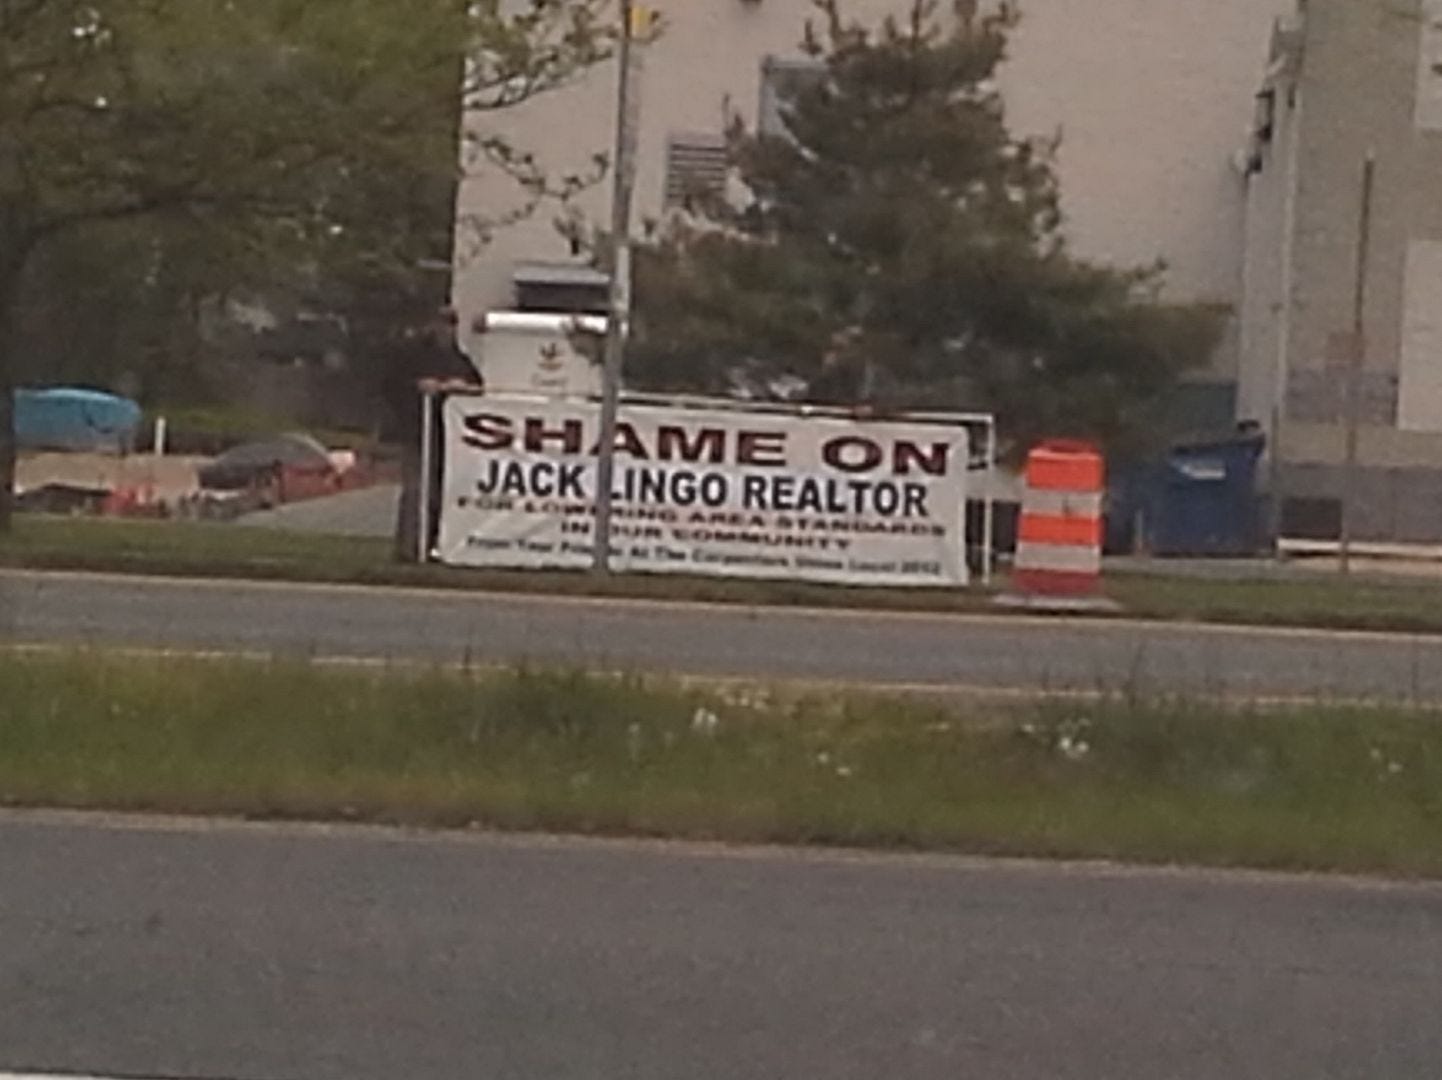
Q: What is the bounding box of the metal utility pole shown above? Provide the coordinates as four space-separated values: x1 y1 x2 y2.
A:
1340 151 1375 576
592 0 645 574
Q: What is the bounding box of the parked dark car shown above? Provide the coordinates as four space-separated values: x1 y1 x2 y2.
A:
197 433 333 492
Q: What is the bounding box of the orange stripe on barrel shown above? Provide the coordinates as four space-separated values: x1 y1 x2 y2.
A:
1025 454 1104 492
1025 441 1105 492
1019 512 1103 547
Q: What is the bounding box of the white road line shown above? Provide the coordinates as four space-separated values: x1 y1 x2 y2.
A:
0 1074 202 1080
0 1072 254 1080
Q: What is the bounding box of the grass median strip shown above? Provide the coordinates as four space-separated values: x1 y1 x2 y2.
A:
0 515 994 611
9 514 1442 633
2 650 1439 877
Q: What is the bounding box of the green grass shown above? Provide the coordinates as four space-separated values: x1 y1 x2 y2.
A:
146 403 373 450
0 515 999 611
1 514 396 580
8 513 1442 633
3 650 1440 877
1108 571 1442 635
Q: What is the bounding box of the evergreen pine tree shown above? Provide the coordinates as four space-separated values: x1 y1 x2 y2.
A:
629 0 1221 452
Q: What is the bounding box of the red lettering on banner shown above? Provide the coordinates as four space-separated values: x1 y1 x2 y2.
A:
588 422 650 460
737 431 787 467
893 440 951 477
465 411 953 478
523 417 584 454
461 413 515 450
822 436 885 474
655 426 726 464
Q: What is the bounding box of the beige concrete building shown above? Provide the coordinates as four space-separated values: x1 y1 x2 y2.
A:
453 0 1289 404
1239 0 1442 540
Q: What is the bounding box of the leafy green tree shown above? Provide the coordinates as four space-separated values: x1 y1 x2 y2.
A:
0 0 613 529
13 214 259 403
628 0 1221 455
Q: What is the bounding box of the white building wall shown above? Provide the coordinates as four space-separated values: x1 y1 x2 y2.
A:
454 0 1289 371
1236 89 1294 432
1259 0 1442 459
1398 239 1442 431
1231 0 1442 540
1416 0 1442 131
1001 0 1288 308
1237 17 1304 434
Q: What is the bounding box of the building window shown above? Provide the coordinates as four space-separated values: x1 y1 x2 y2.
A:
758 56 825 139
664 132 728 207
511 262 610 316
1253 88 1276 145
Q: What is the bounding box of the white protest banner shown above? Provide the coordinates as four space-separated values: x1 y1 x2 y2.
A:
436 395 970 587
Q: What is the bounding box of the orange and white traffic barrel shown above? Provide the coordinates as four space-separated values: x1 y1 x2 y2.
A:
1012 440 1105 597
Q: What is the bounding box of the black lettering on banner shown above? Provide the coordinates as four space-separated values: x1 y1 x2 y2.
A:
795 479 823 513
700 474 728 507
873 483 900 516
772 476 797 511
558 464 586 498
903 484 929 518
670 470 698 506
500 464 528 496
476 460 589 501
464 494 513 511
529 463 557 498
742 475 769 509
615 467 731 507
731 475 942 518
636 468 671 504
900 561 943 576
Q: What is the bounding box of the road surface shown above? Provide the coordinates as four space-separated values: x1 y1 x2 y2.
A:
3 569 1442 700
2 813 1440 1080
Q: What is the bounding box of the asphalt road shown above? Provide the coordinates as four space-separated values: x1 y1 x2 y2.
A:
4 569 1442 700
3 813 1441 1080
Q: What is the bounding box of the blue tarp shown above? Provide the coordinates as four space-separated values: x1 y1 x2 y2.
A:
14 388 143 453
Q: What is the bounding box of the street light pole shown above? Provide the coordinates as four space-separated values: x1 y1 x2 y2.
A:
1340 151 1375 576
592 0 641 575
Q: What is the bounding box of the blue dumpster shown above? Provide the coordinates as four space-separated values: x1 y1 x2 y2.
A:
1145 432 1265 557
1103 461 1152 554
14 388 142 454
